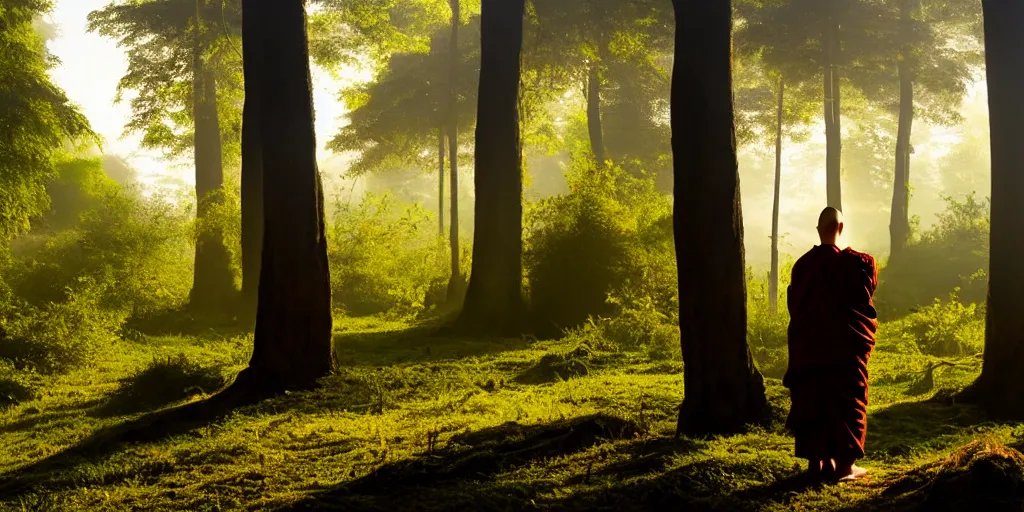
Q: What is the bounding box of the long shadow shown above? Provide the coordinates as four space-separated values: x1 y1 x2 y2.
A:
274 413 670 511
0 380 268 500
865 396 989 460
334 322 536 368
0 398 105 435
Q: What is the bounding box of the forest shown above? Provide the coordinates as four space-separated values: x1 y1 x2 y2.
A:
0 0 1019 510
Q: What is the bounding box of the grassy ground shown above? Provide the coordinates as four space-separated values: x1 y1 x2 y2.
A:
0 315 1020 511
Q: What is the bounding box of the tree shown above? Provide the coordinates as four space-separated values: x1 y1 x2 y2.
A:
0 1 93 240
876 0 980 260
327 15 481 299
958 0 1024 419
239 0 263 322
734 17 819 313
455 0 526 335
88 0 242 311
737 0 891 211
671 0 768 436
530 0 674 179
233 0 334 393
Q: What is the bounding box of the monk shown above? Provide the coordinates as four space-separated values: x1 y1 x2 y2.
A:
784 207 878 482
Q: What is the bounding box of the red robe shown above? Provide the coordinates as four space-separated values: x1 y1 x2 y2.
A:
784 244 878 462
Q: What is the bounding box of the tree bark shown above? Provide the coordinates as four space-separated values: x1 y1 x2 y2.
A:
671 0 768 437
447 0 465 302
889 2 915 261
823 13 842 211
770 78 784 314
240 0 264 325
455 0 526 335
189 4 236 311
586 60 606 168
236 0 334 394
438 127 445 239
958 0 1024 419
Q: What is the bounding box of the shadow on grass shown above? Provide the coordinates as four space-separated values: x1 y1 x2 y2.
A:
0 379 265 499
0 398 105 435
276 413 656 510
334 321 536 368
121 306 248 340
866 395 988 460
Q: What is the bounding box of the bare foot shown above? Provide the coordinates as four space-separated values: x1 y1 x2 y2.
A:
837 464 868 482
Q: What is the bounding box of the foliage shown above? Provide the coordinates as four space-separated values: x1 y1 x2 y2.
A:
0 282 121 374
0 360 35 409
876 194 989 318
896 289 984 357
99 353 227 415
746 262 795 378
0 1 94 239
330 15 480 177
87 0 243 162
524 138 674 333
327 192 454 317
33 157 121 232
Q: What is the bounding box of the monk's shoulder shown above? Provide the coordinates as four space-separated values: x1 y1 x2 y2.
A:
842 248 876 271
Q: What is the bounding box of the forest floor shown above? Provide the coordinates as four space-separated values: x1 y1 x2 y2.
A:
0 316 1022 511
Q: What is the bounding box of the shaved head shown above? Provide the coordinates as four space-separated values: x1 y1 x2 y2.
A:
816 206 844 244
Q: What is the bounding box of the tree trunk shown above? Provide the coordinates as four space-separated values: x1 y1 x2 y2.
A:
455 0 526 335
190 6 236 312
889 3 915 261
447 0 465 302
823 14 842 211
958 0 1024 419
586 60 606 168
236 0 334 394
240 0 264 325
770 78 784 314
438 127 445 239
671 0 768 437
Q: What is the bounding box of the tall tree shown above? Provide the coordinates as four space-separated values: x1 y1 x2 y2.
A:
234 0 334 393
88 0 242 311
455 0 526 335
0 0 93 240
879 0 980 260
672 0 768 436
446 0 465 300
959 0 1024 419
239 0 263 322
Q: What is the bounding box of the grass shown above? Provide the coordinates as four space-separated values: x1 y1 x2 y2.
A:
0 315 1018 511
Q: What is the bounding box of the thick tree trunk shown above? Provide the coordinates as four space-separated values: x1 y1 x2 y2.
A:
455 0 526 335
671 0 768 437
240 0 264 325
438 127 445 239
236 0 333 394
823 15 842 211
189 13 236 311
770 78 784 314
889 3 915 261
447 0 465 302
586 61 606 168
959 0 1024 419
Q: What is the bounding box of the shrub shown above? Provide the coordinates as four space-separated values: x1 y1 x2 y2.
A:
0 281 121 374
327 192 455 317
897 289 985 357
525 161 674 332
98 353 228 416
877 194 989 319
7 185 193 319
0 361 35 409
746 263 794 379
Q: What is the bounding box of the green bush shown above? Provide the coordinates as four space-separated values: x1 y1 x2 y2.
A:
0 281 121 374
0 360 35 409
746 263 794 379
877 194 989 319
7 186 193 318
525 161 674 332
98 353 228 416
896 289 985 357
327 192 456 318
